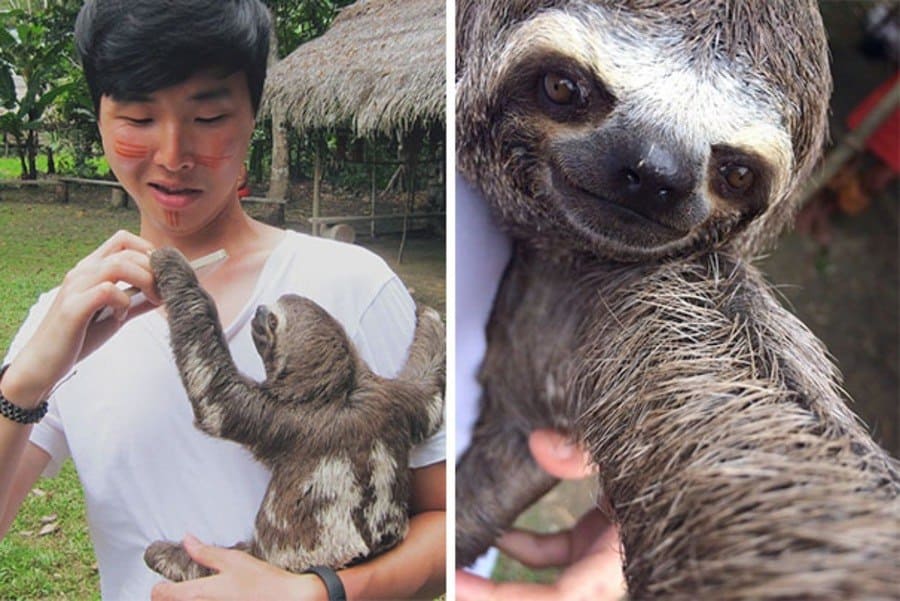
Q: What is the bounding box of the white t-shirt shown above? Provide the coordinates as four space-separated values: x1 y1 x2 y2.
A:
5 230 445 600
455 174 510 575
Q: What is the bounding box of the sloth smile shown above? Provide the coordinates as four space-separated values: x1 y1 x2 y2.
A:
549 166 691 245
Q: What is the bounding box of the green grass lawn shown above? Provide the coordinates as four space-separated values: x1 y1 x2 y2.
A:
0 154 110 181
0 201 139 600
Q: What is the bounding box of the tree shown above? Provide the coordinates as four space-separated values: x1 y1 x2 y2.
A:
0 5 78 179
262 0 354 199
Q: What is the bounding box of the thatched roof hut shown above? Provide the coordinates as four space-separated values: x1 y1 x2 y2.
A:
262 0 445 137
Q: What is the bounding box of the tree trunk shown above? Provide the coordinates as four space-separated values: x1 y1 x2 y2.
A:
312 144 322 236
25 130 37 180
268 105 290 201
47 145 55 174
265 19 290 202
397 127 424 264
15 138 26 179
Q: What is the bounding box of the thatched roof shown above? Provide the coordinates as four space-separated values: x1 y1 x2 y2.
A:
262 0 444 137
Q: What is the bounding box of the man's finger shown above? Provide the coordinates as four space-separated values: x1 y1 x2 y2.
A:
183 534 230 571
456 569 561 601
496 528 573 569
528 429 597 479
151 578 211 601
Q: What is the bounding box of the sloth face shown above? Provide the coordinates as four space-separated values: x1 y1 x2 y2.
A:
458 1 830 260
252 295 355 397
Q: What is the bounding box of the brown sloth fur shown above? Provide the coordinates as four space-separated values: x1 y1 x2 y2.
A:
143 248 445 582
455 1 900 599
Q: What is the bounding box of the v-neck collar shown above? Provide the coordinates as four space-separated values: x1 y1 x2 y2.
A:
142 232 293 347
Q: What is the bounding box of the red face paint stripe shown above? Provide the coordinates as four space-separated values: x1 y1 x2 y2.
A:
164 210 181 228
114 140 149 159
194 153 233 168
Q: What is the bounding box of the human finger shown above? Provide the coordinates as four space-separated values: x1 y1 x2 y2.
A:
528 429 597 479
151 577 217 601
64 247 159 309
495 528 573 569
182 534 231 573
93 229 155 259
80 281 134 323
91 249 161 306
498 509 619 569
456 569 561 601
555 530 626 600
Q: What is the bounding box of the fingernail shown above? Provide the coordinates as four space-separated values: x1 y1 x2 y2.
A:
553 438 577 458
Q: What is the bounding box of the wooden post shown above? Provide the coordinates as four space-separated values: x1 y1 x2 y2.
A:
110 187 128 208
312 144 322 237
397 127 424 264
55 180 68 203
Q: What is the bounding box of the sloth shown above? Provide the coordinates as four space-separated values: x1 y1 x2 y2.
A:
456 1 900 599
143 248 445 582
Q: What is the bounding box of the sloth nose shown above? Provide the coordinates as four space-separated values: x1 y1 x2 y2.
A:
615 140 696 208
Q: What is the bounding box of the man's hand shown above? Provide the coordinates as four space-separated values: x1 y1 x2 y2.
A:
456 429 626 601
1 230 159 408
150 534 328 601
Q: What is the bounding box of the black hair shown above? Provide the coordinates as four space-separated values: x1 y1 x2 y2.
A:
75 0 271 115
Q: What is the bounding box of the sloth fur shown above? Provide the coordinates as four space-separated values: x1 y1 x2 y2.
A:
456 1 900 599
143 248 445 582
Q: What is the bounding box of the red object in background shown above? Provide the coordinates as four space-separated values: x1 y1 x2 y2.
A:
847 72 900 173
238 185 251 198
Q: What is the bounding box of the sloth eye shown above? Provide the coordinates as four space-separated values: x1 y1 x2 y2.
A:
267 312 278 332
719 164 755 192
542 73 577 105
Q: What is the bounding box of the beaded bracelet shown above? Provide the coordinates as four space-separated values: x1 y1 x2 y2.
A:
0 364 49 425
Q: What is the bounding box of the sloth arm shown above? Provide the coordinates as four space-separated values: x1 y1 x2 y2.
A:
571 257 899 595
456 401 558 567
153 249 302 455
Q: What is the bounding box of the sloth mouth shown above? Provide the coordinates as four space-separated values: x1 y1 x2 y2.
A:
251 306 273 351
550 167 691 246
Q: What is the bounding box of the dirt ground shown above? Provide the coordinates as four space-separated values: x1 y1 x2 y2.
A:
357 231 446 316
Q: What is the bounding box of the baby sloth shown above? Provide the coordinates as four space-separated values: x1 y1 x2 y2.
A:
143 248 445 582
457 1 900 599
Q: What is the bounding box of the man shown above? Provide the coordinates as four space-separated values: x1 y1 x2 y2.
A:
0 2 445 599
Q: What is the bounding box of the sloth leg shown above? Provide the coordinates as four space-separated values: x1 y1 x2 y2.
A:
456 420 557 567
399 305 446 391
144 539 252 582
143 540 214 581
395 305 446 442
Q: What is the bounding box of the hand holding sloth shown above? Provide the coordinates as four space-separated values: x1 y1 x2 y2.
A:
456 431 625 601
143 247 445 583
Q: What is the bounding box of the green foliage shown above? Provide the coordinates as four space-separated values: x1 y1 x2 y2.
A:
264 0 356 56
0 2 82 179
0 152 108 179
0 153 44 178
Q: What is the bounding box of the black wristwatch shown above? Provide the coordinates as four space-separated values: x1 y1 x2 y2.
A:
304 565 347 601
0 364 49 425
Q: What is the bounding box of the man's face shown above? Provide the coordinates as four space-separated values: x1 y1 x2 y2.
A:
97 69 256 237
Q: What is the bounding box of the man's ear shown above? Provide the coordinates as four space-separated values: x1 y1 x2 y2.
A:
528 429 598 479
